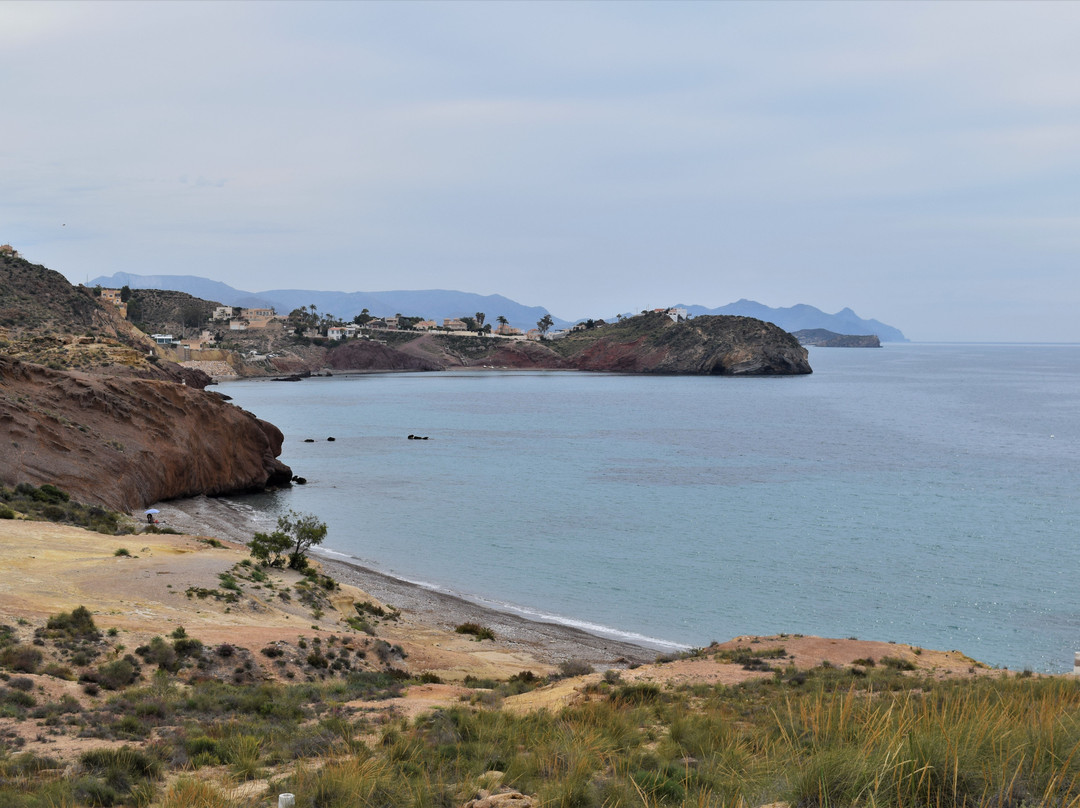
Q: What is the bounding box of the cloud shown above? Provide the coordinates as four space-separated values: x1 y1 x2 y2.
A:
3 1 1080 340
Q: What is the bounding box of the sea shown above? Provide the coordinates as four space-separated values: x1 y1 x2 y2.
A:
209 343 1080 673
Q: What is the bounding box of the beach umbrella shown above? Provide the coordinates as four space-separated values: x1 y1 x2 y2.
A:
144 509 160 515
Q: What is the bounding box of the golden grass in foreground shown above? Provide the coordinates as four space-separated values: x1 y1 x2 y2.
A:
6 663 1080 807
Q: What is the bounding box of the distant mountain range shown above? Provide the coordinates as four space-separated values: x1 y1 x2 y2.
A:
88 273 906 341
676 300 907 342
88 273 569 333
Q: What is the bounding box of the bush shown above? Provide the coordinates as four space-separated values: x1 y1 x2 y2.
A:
46 605 99 639
78 745 162 805
455 622 495 641
7 676 33 691
881 656 917 671
0 644 43 674
556 659 594 678
135 637 179 673
94 656 140 690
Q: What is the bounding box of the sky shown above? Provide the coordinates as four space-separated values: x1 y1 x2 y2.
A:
3 2 1080 342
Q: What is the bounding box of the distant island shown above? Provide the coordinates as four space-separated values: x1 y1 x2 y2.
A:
793 329 881 348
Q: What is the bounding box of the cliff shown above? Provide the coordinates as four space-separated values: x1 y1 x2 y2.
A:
0 356 291 511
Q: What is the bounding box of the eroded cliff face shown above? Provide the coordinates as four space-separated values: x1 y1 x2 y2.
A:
0 357 291 511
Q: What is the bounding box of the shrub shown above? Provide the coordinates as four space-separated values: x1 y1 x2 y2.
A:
610 682 663 705
94 656 140 690
46 605 99 639
0 643 43 673
881 656 917 671
135 636 179 672
355 600 398 619
557 659 594 678
455 622 495 641
78 745 162 805
1 686 36 708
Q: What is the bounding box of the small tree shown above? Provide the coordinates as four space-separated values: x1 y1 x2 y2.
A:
537 313 554 337
249 510 327 570
280 510 327 570
475 312 486 328
247 530 292 567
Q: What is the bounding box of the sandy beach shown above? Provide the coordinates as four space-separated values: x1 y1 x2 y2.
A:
146 494 657 667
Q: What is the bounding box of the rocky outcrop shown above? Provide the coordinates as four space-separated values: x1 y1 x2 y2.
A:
332 314 810 375
554 313 812 375
0 357 291 511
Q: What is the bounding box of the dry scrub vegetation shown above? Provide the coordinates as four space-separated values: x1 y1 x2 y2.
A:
2 493 1079 807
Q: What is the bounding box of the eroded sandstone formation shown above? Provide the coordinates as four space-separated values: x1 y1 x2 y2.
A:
0 357 291 511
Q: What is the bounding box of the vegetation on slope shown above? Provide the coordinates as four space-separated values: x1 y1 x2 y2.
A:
0 483 130 535
2 625 1078 808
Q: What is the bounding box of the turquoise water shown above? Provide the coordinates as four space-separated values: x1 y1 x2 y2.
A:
219 344 1080 672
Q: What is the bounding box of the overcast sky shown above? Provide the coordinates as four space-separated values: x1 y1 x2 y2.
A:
4 1 1080 341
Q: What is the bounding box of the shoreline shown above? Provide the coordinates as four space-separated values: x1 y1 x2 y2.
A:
149 495 659 667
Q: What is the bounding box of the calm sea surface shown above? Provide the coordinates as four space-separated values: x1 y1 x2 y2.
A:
216 344 1080 672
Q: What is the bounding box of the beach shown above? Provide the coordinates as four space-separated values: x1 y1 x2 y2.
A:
151 494 657 668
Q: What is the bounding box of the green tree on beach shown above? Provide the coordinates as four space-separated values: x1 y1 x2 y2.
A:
248 510 327 570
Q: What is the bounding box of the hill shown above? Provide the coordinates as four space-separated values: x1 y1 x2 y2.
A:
0 255 292 508
549 311 811 375
1 252 206 383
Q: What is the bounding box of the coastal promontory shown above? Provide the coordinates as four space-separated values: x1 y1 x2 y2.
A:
0 356 292 511
0 251 292 509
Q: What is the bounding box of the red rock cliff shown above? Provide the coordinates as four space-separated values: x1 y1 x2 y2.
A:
0 357 291 511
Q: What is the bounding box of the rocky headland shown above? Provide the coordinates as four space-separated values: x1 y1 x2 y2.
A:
793 328 882 348
239 311 812 377
0 356 291 511
549 312 812 374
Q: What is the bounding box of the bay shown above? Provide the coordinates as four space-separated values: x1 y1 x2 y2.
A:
216 343 1080 672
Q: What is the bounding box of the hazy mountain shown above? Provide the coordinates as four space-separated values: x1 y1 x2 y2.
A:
678 299 907 342
88 274 905 341
88 273 569 332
